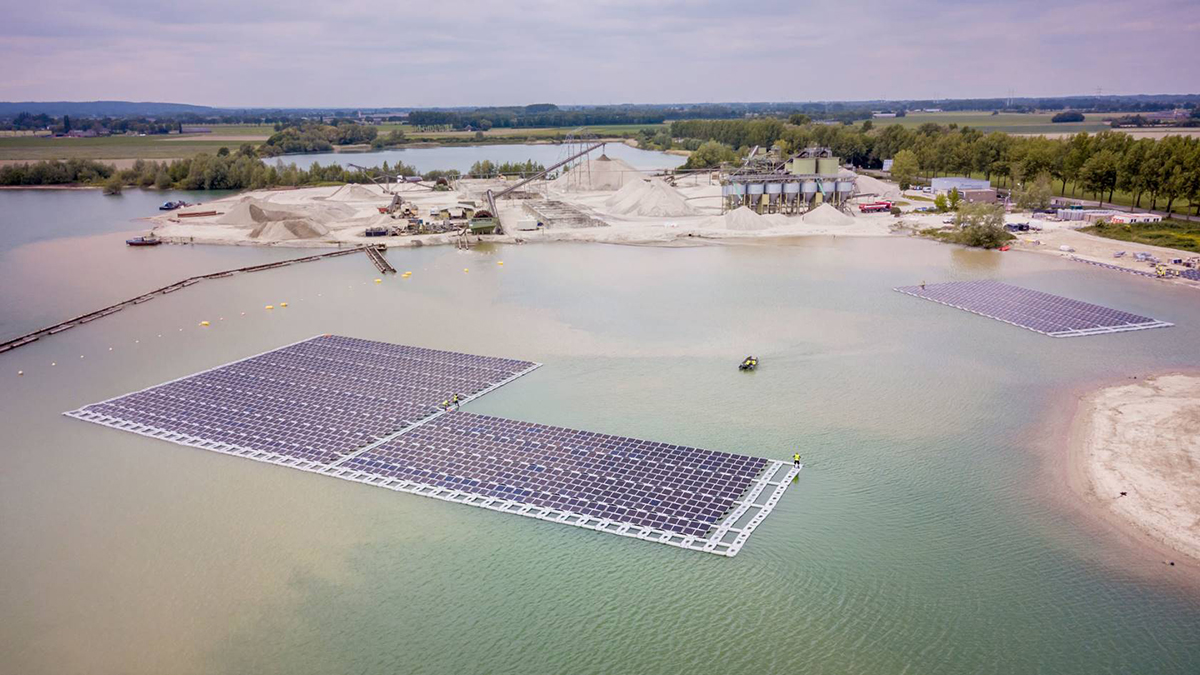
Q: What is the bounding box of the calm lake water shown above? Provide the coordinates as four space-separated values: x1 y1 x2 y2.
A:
1 189 1199 675
282 142 687 172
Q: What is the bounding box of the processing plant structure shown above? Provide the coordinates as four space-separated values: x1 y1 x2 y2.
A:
721 146 856 214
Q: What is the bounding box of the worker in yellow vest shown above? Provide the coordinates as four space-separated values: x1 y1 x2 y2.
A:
792 453 801 468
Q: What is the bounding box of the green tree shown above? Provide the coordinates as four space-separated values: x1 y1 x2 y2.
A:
953 203 1010 248
934 193 949 213
1116 139 1151 208
102 175 123 195
891 149 919 190
947 188 962 211
62 115 71 133
1078 150 1119 203
1062 133 1092 195
469 159 497 177
154 168 172 189
1013 172 1053 211
682 141 738 169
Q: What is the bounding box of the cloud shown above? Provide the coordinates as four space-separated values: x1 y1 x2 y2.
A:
1 0 1197 106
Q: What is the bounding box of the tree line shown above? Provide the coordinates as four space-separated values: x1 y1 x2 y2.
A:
466 159 547 178
0 153 550 190
667 119 1200 215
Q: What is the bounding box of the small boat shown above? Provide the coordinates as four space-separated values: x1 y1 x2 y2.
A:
126 234 162 246
739 356 758 371
159 200 191 211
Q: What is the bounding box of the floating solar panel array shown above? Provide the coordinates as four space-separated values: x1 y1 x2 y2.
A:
330 412 795 555
65 335 542 470
894 280 1172 337
65 335 799 556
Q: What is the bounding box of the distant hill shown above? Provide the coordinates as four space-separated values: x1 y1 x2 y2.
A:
0 101 218 117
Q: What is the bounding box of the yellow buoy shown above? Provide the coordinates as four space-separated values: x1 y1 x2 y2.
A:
200 321 210 327
265 305 274 310
280 302 288 308
497 261 504 266
374 278 382 284
463 268 469 273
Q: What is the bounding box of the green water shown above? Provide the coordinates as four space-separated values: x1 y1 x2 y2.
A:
1 191 1199 674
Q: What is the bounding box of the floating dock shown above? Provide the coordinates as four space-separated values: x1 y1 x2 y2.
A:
365 246 396 274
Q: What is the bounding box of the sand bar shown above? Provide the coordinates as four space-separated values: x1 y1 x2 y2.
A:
1071 374 1200 563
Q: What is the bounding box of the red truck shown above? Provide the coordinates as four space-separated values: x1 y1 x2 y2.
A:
858 200 894 213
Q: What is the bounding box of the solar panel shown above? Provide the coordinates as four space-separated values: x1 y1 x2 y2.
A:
344 411 771 538
894 280 1172 337
64 335 800 557
66 335 541 467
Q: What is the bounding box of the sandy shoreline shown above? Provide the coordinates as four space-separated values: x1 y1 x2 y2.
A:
1067 374 1200 569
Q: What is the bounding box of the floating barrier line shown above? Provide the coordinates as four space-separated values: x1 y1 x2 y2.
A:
0 247 380 355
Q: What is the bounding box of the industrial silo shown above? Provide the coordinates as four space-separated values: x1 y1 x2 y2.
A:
748 183 765 212
783 181 801 213
792 157 817 175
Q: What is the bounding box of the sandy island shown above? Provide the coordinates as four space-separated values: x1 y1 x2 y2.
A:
1071 374 1200 565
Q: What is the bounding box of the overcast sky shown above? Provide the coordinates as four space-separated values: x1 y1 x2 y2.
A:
4 0 1199 107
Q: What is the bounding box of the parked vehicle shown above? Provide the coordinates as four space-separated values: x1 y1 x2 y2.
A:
858 200 894 213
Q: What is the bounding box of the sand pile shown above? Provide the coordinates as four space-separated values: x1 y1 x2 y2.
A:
215 197 267 226
248 218 331 241
216 196 356 229
722 206 771 231
854 174 902 200
325 184 384 202
803 204 855 226
553 154 643 191
605 178 696 217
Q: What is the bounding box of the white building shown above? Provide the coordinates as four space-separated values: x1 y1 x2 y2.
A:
1109 213 1163 224
930 177 991 194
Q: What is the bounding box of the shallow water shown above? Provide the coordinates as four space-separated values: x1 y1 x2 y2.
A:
281 142 686 172
1 190 1199 674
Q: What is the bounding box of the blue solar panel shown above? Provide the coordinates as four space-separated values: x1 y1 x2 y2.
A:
895 280 1172 337
70 335 540 464
346 411 769 538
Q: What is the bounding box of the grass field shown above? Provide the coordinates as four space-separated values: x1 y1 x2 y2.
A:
377 123 663 139
0 123 665 163
865 111 1126 135
1082 219 1200 253
0 135 245 162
